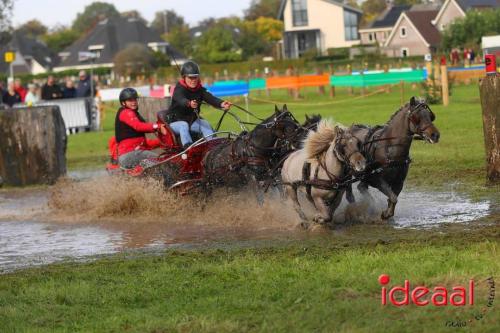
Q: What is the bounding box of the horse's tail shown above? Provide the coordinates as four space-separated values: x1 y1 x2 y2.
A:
305 119 340 159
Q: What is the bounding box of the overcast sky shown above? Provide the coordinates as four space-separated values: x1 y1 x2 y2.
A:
12 0 253 28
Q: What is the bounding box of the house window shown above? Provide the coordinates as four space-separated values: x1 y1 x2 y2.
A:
368 33 373 42
344 11 358 41
401 48 409 57
292 0 308 27
400 26 407 38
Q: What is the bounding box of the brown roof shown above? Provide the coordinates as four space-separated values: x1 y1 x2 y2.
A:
405 10 441 47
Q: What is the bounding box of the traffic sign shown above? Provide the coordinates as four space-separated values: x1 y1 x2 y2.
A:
4 51 15 63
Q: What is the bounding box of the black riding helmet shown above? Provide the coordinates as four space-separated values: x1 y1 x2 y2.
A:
119 88 138 105
181 61 200 77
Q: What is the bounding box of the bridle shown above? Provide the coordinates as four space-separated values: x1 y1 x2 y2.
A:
407 102 436 136
333 131 363 170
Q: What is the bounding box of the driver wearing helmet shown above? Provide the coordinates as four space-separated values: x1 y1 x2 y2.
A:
115 88 167 169
165 60 232 149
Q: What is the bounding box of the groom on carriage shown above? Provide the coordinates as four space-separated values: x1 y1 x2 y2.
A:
162 60 232 149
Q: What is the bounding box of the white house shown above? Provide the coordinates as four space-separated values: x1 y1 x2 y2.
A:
278 0 362 58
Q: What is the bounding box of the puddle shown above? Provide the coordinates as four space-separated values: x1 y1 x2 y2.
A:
0 175 496 272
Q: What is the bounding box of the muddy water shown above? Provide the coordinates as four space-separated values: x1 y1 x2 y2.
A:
0 174 495 271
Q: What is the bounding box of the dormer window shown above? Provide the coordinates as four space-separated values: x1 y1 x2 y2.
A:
292 0 308 27
400 26 407 38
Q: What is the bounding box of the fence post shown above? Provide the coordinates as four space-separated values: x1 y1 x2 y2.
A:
329 64 335 98
479 75 500 183
441 65 449 106
348 65 353 95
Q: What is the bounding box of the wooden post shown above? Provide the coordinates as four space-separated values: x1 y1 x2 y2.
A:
348 65 353 95
0 106 66 186
329 64 335 98
400 80 404 105
316 67 325 95
384 65 391 93
441 65 449 106
426 61 433 83
479 75 500 183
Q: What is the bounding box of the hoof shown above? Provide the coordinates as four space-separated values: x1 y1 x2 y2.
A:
381 211 393 220
313 215 330 225
298 221 310 230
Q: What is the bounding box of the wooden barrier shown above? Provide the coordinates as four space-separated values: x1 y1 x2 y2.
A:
0 106 66 186
479 75 500 183
448 69 484 83
138 97 171 122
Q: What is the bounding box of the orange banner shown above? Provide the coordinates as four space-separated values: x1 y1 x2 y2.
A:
266 75 330 89
298 74 330 87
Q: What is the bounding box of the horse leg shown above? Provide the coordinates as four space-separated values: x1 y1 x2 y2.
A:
326 190 344 225
248 174 265 206
285 185 308 227
345 184 355 203
378 181 398 220
312 192 331 224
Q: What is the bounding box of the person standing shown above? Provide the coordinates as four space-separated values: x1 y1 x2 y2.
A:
62 79 77 98
2 82 22 107
76 70 93 97
14 78 27 102
41 75 63 100
24 83 40 105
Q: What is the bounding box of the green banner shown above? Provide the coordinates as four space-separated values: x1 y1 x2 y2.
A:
331 70 425 87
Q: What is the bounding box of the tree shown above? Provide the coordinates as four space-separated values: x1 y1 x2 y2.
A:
245 0 281 20
393 0 422 5
193 26 242 63
121 10 147 26
442 9 500 51
361 0 387 25
151 10 185 35
254 16 283 43
113 43 154 76
166 25 193 56
72 2 120 34
0 0 13 32
42 26 80 52
237 17 283 58
16 19 47 38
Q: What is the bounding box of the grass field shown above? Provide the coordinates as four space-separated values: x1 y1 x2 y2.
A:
2 82 498 332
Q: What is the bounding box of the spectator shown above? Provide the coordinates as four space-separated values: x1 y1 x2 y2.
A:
76 70 93 97
14 78 27 102
451 49 459 66
469 48 475 64
25 83 40 105
62 79 77 98
2 82 22 107
41 75 63 100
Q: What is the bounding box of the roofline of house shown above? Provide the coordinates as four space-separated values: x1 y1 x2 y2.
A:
359 27 393 33
53 63 114 72
277 0 362 20
431 0 466 26
384 12 430 48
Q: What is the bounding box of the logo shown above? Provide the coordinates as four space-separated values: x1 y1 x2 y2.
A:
378 274 495 327
378 274 473 306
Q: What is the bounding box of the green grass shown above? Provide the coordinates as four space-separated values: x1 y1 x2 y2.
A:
0 224 498 333
68 83 494 193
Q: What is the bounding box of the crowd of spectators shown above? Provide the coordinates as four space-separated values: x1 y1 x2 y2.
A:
0 70 96 108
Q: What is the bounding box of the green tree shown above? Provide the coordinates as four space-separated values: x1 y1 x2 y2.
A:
0 0 13 32
193 26 242 63
113 43 154 76
393 0 422 5
72 2 120 34
245 0 281 20
441 9 500 51
361 0 387 25
151 10 185 35
166 24 192 56
121 10 147 26
16 19 47 38
42 26 80 52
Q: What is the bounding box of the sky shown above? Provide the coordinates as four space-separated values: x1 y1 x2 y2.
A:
12 0 253 28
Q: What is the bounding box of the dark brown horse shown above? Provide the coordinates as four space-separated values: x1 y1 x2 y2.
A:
202 106 301 188
346 97 440 220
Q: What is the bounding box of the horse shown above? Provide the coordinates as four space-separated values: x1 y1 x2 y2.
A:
281 119 367 226
202 105 301 188
345 96 440 220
